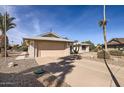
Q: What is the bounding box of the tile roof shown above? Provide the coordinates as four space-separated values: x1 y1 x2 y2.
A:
38 32 61 38
108 38 124 45
81 43 91 46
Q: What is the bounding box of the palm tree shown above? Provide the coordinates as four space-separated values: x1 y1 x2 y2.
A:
0 12 16 57
99 5 108 51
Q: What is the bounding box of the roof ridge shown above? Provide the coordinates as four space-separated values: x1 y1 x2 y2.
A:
37 31 64 38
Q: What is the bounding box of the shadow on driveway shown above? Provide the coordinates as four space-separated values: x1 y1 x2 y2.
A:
103 50 120 87
0 54 82 87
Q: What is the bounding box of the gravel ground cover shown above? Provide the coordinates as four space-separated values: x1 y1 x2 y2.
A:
0 51 43 87
0 51 70 87
80 52 124 67
1 51 123 87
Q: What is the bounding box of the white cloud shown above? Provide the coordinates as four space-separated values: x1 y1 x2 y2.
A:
0 5 65 45
32 18 41 34
2 6 29 45
7 29 28 45
5 6 43 45
0 6 5 13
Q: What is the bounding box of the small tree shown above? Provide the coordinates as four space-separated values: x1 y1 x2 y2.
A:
71 44 80 54
96 44 102 51
70 40 80 54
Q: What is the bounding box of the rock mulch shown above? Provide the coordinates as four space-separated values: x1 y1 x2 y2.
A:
80 52 124 67
90 56 124 67
0 55 43 87
0 52 70 87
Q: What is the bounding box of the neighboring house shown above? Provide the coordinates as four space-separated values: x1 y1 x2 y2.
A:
70 41 90 54
24 32 74 57
80 43 90 52
76 42 90 53
107 38 124 51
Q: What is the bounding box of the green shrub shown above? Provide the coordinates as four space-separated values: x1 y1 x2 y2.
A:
97 50 110 59
12 44 20 50
109 50 124 56
17 46 28 51
22 46 28 51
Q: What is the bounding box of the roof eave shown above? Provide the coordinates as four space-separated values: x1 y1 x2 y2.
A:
23 37 74 43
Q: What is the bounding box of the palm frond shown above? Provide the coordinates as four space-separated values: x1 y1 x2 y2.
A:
0 12 16 32
8 17 16 22
9 23 16 27
99 20 104 27
99 20 107 27
7 25 16 31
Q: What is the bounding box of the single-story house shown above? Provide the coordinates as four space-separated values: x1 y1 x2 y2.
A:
80 43 90 52
71 42 90 54
107 38 124 51
24 32 74 57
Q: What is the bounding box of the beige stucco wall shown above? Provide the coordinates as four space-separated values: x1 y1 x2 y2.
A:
28 40 35 57
79 46 84 53
33 40 70 57
86 46 90 52
79 45 90 53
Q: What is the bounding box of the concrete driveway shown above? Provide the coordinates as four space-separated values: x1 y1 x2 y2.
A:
35 56 124 87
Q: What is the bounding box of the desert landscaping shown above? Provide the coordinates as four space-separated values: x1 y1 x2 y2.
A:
0 5 124 87
0 50 124 87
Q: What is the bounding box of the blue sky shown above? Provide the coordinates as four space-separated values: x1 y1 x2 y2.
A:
0 5 124 45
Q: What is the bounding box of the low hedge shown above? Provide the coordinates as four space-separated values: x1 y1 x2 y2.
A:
97 50 110 59
109 50 124 56
16 46 28 52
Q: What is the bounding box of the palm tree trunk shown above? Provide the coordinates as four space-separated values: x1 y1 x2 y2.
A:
0 47 8 57
0 35 9 57
103 26 108 51
103 5 108 51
